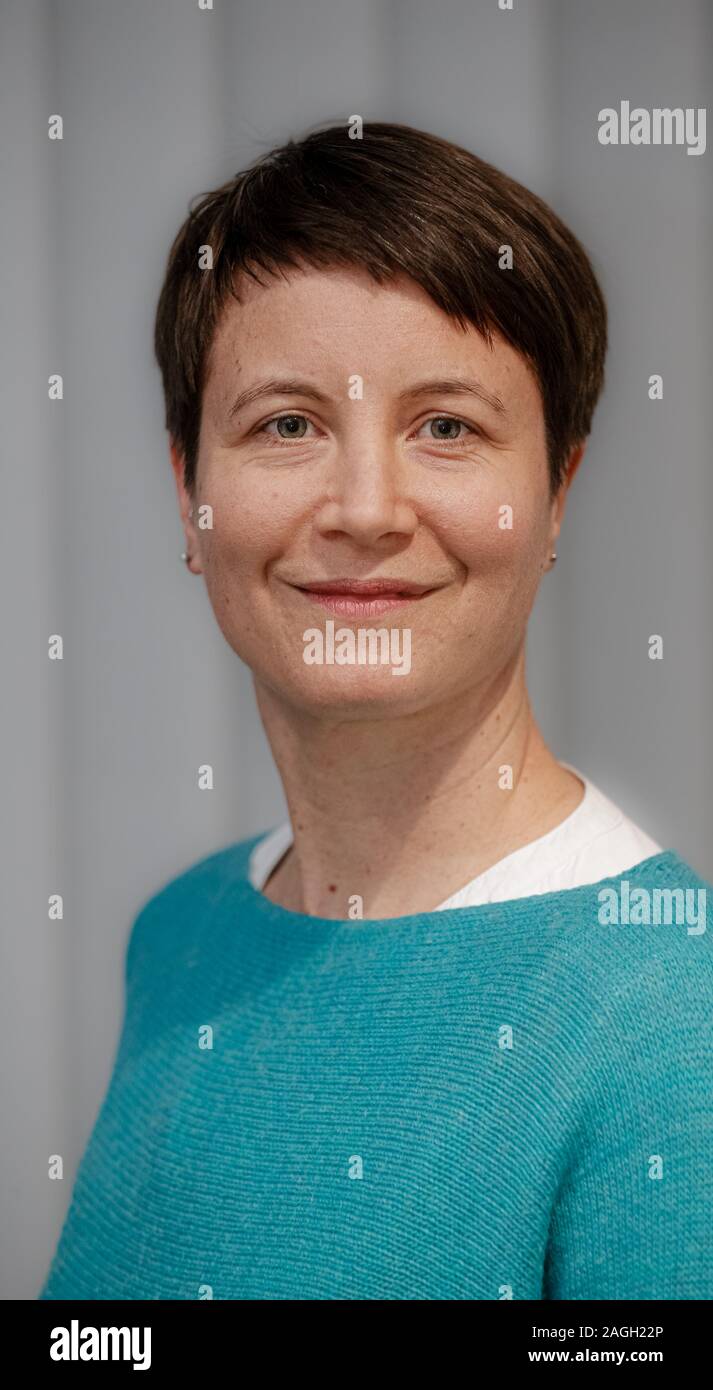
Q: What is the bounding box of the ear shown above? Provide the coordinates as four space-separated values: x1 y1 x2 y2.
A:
563 440 586 489
169 438 201 574
550 440 587 532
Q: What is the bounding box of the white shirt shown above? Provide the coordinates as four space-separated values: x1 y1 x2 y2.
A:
248 763 663 911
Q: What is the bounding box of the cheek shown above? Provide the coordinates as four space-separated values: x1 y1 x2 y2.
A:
198 458 297 580
194 460 310 669
440 487 547 587
432 486 550 670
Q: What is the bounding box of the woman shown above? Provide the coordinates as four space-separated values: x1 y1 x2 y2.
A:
41 122 713 1301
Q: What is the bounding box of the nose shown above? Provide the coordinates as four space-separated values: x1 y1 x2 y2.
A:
315 433 418 547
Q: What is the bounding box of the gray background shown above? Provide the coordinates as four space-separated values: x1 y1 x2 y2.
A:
2 0 711 1299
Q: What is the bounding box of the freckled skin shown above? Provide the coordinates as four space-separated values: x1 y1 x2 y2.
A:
171 263 580 719
169 262 586 918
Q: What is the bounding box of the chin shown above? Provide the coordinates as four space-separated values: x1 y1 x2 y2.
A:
264 663 440 718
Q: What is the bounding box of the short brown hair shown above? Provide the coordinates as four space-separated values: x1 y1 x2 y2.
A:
154 120 607 497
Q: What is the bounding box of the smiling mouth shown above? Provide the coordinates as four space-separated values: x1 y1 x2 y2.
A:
286 578 442 616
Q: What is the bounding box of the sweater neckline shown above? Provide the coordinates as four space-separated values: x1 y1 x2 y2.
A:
246 763 662 912
248 762 593 901
230 845 681 934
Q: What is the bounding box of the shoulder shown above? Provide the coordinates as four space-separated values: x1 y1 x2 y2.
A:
125 833 263 981
505 850 713 1036
544 850 713 1050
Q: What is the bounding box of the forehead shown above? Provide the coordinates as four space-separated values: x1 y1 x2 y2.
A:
204 262 542 420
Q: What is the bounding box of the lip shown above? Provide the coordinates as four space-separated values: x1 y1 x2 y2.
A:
285 577 443 617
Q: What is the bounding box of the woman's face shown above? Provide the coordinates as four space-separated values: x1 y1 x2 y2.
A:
174 263 574 715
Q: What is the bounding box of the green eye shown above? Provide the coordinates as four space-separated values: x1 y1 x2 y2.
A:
427 417 464 440
417 416 480 442
269 415 310 439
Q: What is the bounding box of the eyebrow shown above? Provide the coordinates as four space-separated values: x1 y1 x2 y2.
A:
228 374 507 419
399 377 507 415
228 378 330 418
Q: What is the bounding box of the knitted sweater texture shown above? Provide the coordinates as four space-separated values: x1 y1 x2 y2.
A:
40 840 713 1300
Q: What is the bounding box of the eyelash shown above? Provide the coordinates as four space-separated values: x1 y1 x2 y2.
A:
255 413 484 447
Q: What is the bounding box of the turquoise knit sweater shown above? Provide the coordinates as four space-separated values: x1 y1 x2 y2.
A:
40 838 713 1301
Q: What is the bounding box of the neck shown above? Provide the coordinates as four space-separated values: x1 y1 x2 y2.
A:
253 647 583 919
